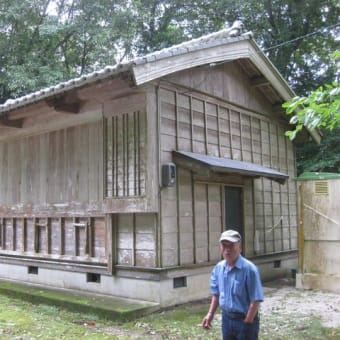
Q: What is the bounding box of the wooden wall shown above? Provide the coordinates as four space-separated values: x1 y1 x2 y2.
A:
158 68 297 267
0 120 107 266
0 216 107 263
0 121 104 209
0 66 298 273
115 213 157 268
0 82 152 270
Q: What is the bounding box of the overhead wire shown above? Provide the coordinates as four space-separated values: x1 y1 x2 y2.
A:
261 23 340 53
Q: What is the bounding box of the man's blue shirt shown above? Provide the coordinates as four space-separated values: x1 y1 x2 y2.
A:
210 255 264 313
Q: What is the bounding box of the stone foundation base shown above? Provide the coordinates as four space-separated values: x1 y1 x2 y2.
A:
296 273 340 293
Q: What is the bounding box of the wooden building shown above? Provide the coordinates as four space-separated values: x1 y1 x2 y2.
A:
0 23 319 306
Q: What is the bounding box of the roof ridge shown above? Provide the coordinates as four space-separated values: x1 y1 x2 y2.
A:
133 20 252 62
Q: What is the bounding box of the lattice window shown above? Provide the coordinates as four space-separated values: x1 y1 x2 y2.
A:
105 110 146 197
0 216 107 263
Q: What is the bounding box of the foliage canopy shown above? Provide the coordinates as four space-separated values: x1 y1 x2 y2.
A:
283 50 340 173
1 0 339 103
283 52 340 140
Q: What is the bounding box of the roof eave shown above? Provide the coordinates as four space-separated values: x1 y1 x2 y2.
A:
173 151 289 185
131 36 252 86
0 64 133 114
246 39 321 144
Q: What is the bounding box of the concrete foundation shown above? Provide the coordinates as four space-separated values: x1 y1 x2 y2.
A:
0 262 211 307
0 255 296 307
296 273 340 293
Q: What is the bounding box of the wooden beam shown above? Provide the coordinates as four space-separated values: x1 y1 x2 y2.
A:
0 117 24 128
87 217 93 257
22 218 27 252
54 101 80 113
46 97 81 114
59 217 65 255
106 214 116 274
11 218 16 251
45 91 82 114
273 103 285 114
250 76 270 88
0 218 4 249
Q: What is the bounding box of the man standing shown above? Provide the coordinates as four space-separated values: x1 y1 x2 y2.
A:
202 229 263 340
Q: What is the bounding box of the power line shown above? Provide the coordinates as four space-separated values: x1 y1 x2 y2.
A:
262 23 340 53
207 23 339 71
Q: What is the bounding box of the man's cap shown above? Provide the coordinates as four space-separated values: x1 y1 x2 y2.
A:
219 229 242 243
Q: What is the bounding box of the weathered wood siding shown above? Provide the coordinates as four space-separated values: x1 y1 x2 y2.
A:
0 81 151 269
0 121 103 208
102 91 158 268
0 120 108 265
159 63 297 267
115 213 157 267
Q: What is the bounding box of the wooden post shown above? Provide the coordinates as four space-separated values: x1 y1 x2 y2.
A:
22 218 27 252
11 218 16 251
106 214 116 274
0 218 4 249
298 183 304 273
86 217 94 257
34 217 38 253
59 217 65 255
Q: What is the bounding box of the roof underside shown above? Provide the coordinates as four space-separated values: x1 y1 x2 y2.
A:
173 151 289 185
237 58 283 105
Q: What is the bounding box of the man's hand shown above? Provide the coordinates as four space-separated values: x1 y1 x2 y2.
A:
202 312 214 329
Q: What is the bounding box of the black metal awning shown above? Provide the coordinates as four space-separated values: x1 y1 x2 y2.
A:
172 151 289 184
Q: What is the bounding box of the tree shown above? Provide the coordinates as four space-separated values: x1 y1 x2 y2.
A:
295 127 340 175
127 0 340 96
0 0 62 100
256 0 339 94
283 51 340 175
0 0 135 102
283 51 340 140
136 0 340 95
1 0 339 104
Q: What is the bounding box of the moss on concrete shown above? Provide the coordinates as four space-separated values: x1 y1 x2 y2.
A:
0 280 159 321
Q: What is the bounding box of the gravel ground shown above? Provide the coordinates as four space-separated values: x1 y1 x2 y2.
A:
261 278 340 328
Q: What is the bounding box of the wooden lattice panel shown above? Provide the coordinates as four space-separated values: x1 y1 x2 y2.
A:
0 216 108 264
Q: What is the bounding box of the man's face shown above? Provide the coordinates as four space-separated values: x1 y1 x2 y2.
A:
220 240 242 264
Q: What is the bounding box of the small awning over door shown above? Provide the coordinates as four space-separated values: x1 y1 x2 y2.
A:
172 151 289 184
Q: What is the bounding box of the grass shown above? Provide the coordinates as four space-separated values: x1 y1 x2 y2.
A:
0 292 339 339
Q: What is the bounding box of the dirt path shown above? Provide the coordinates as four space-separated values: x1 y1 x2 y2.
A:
262 278 340 328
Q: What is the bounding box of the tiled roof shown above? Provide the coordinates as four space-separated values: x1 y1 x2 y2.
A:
0 21 252 113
